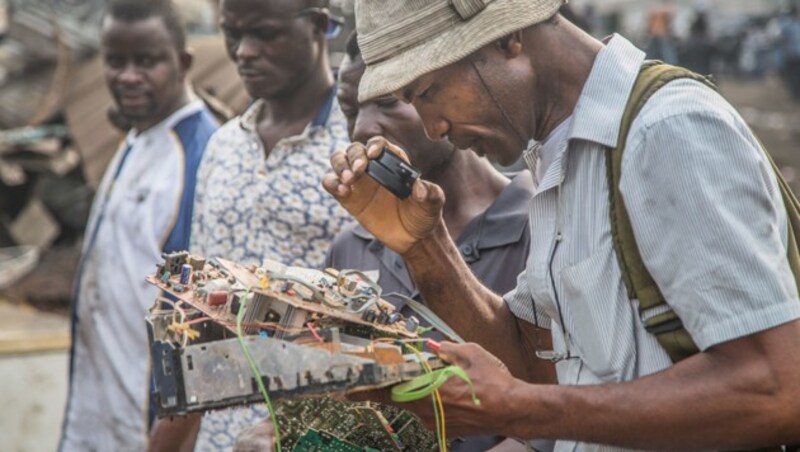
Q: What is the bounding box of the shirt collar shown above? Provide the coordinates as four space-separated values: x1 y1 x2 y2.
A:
238 83 338 133
238 99 263 133
127 99 205 144
567 34 646 148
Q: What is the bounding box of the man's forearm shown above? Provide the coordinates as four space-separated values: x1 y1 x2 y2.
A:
505 321 800 449
403 221 533 378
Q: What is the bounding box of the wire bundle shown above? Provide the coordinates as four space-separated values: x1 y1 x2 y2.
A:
391 344 481 452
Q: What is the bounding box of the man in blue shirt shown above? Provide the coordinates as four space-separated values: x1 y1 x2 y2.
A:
59 1 218 450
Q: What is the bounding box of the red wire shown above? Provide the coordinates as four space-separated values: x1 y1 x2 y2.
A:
306 322 324 343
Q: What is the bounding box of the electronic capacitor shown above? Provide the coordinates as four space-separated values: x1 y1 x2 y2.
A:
207 291 228 307
405 316 420 333
180 264 193 284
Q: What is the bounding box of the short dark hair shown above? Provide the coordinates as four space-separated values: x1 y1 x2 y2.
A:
345 30 361 60
106 0 187 51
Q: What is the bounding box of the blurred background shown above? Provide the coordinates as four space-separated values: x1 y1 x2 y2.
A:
0 0 797 450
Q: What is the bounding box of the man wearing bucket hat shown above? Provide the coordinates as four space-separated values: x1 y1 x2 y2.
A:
322 0 800 450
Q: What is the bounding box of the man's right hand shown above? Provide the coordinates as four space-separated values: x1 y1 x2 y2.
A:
322 136 446 255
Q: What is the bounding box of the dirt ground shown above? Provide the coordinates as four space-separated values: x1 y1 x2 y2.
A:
719 75 800 195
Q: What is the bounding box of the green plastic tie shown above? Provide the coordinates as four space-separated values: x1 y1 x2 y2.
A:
391 365 481 406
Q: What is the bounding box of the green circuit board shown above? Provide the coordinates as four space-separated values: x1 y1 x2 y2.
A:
292 429 378 452
276 398 439 451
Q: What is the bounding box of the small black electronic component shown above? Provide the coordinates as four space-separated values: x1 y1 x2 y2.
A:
366 147 421 200
162 251 189 275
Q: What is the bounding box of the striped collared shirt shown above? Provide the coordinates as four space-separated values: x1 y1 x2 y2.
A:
504 35 800 452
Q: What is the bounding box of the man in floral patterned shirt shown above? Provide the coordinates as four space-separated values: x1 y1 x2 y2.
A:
146 0 352 450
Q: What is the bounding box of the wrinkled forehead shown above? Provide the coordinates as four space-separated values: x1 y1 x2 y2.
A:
398 58 469 102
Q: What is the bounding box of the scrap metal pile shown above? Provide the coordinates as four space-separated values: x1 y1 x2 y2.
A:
0 0 246 306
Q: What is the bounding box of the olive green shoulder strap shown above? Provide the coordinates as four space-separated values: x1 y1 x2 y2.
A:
608 63 701 363
610 62 800 364
757 141 800 295
610 63 800 449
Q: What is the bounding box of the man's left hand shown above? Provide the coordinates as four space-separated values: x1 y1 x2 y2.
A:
403 342 528 438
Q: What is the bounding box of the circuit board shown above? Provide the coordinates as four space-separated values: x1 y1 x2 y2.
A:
146 252 444 417
146 254 418 339
275 398 440 451
292 429 379 452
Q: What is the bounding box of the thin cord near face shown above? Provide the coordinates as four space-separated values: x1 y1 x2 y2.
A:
469 56 529 149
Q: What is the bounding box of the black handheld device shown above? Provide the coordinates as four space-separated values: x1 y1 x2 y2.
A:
366 147 421 200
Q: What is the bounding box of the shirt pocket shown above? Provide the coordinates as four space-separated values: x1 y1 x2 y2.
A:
115 183 174 246
559 245 635 382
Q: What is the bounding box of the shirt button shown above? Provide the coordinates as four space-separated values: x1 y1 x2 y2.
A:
460 244 473 256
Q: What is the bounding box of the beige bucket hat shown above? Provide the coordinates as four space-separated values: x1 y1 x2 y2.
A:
355 0 565 102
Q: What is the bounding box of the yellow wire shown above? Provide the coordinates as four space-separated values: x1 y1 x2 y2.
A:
404 344 447 451
433 385 446 446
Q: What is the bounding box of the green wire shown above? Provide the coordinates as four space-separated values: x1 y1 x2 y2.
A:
390 365 480 405
395 345 483 452
236 288 282 452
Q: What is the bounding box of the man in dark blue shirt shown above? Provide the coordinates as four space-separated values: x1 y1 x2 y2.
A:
324 31 536 452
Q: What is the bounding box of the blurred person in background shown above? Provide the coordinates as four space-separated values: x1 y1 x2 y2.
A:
646 0 678 64
148 0 353 450
59 1 218 450
739 17 776 78
778 2 800 99
680 10 715 75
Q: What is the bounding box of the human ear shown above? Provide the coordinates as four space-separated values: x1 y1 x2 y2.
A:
497 31 523 58
179 49 194 77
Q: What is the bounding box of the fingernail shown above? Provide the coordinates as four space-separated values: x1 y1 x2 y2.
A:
426 339 441 352
353 159 365 171
342 170 353 183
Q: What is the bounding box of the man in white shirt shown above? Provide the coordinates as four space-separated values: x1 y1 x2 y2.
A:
59 1 218 450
